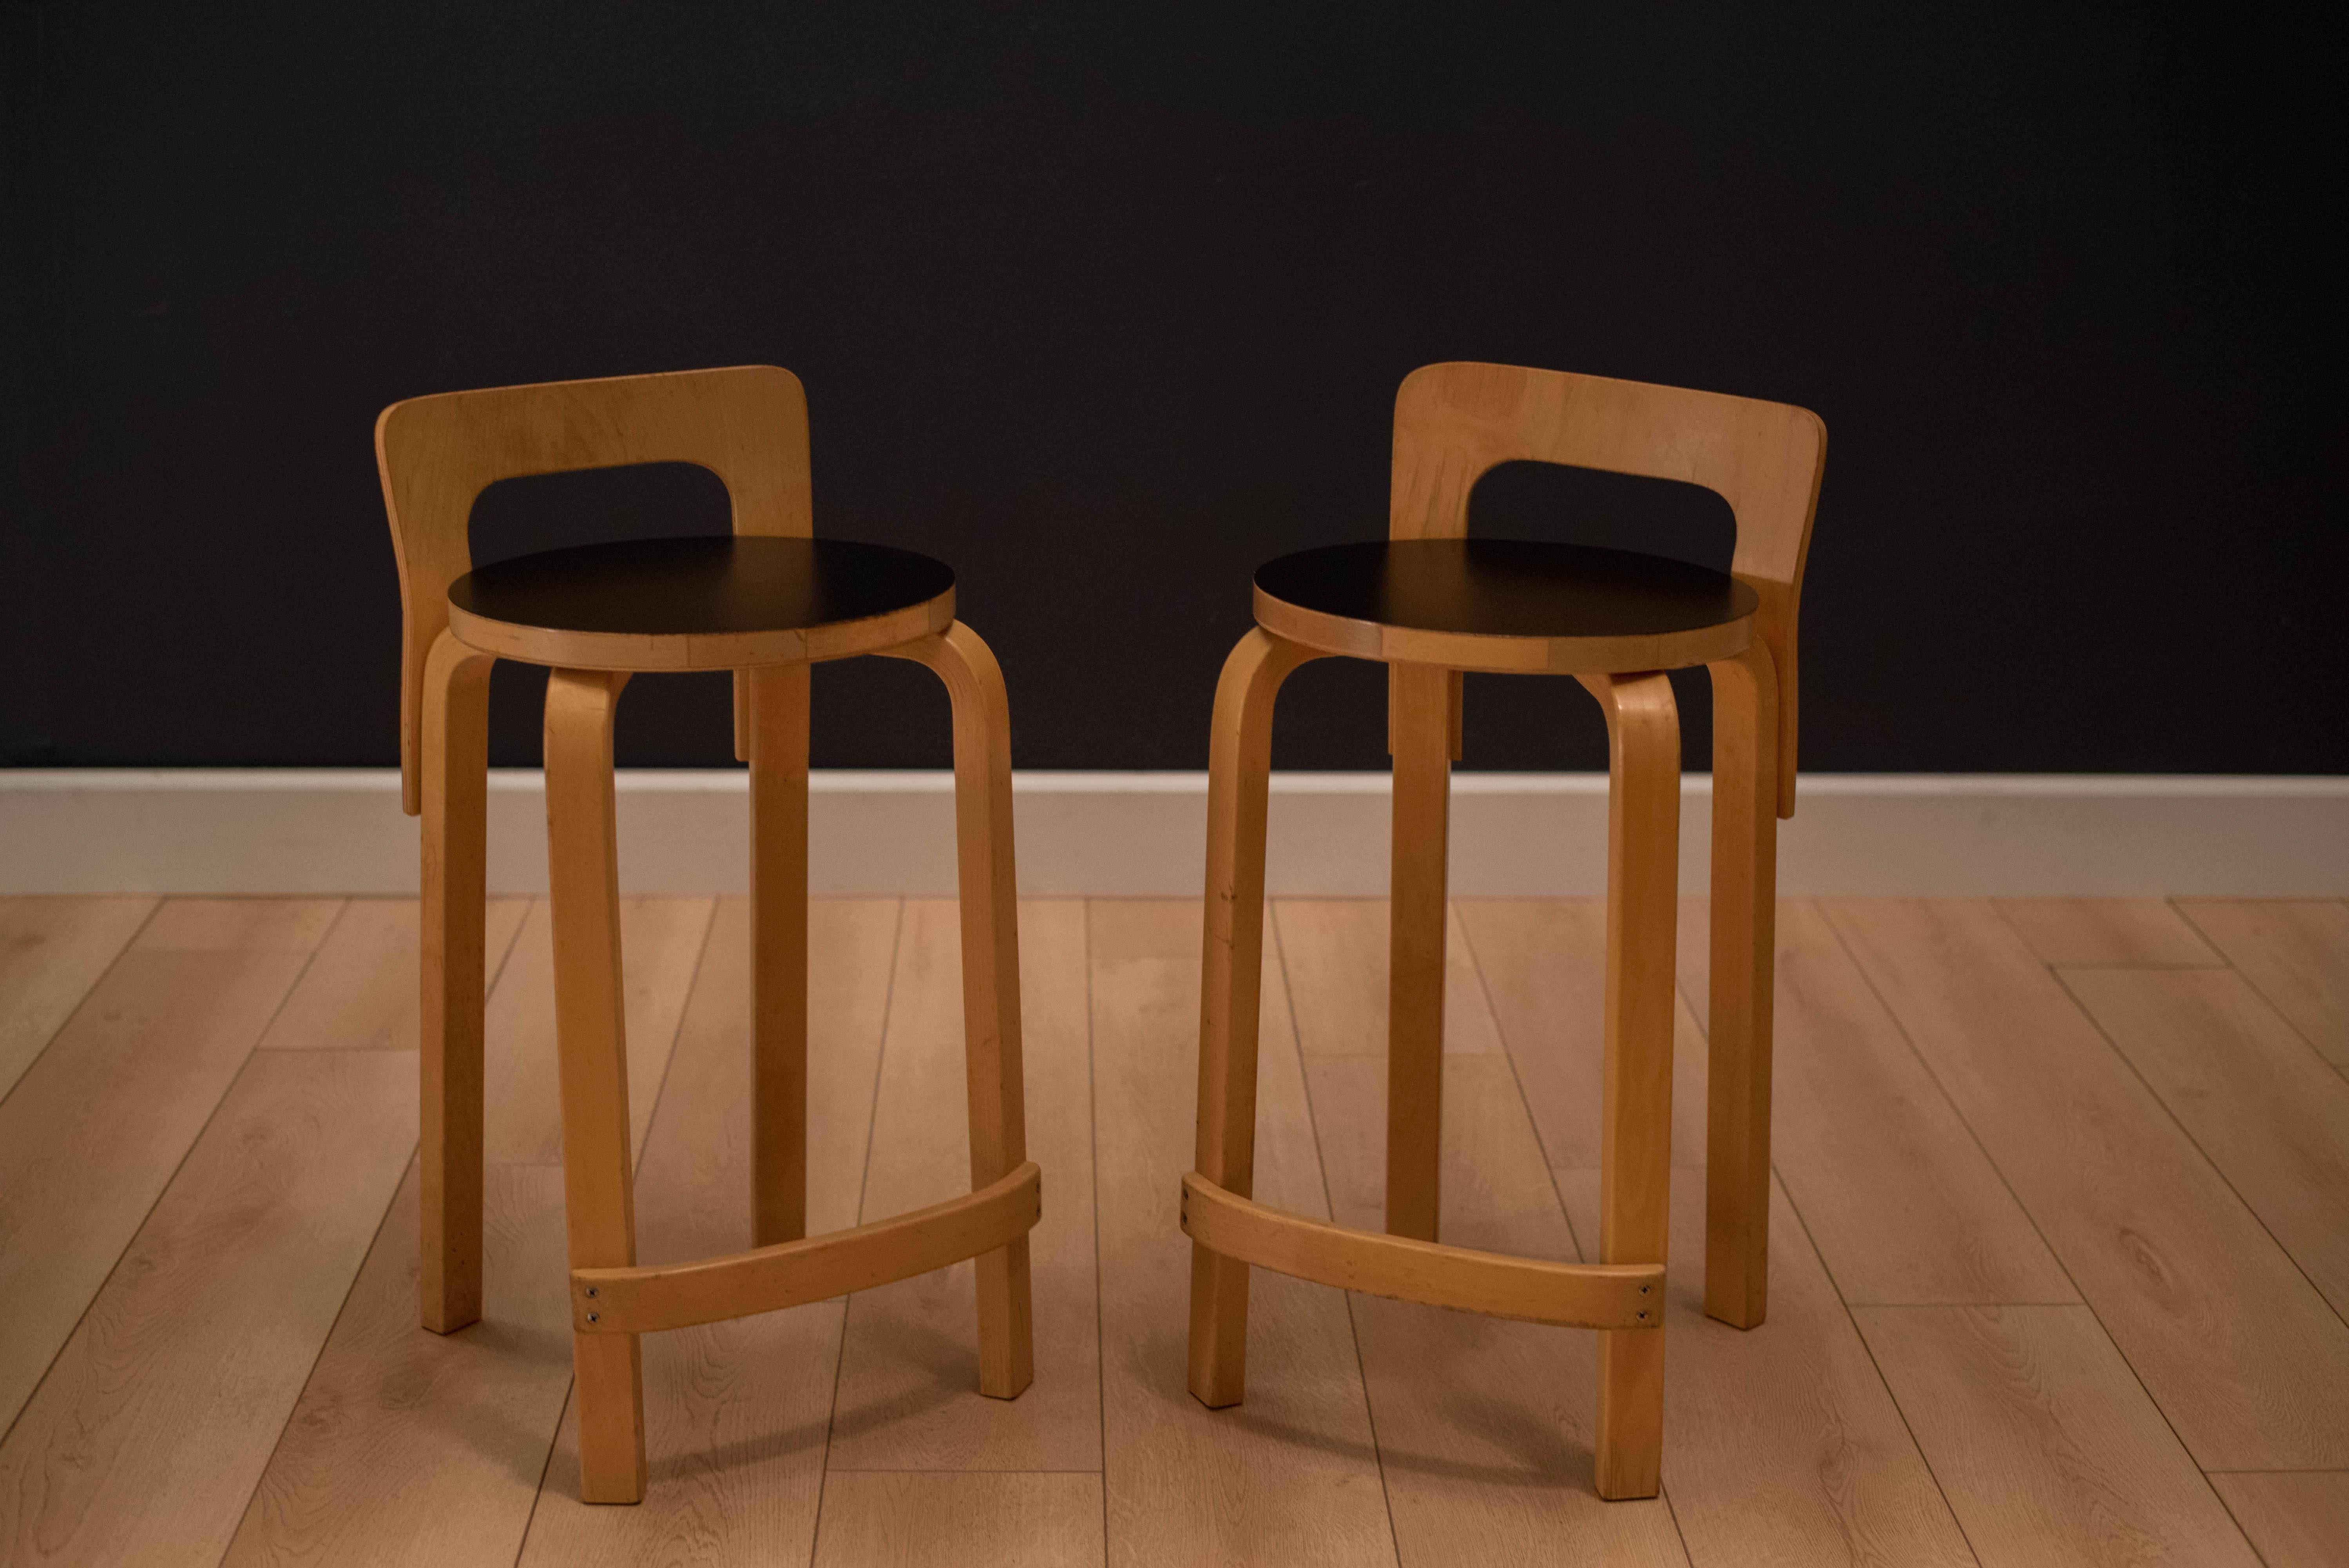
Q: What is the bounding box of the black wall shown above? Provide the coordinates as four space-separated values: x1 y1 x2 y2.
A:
4 2 2341 775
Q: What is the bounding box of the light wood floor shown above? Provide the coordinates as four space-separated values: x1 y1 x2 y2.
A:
2 893 2347 1566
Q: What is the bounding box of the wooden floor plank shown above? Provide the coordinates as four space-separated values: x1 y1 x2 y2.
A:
222 1160 574 1568
1273 900 1505 1056
2208 1472 2349 1568
259 897 529 1051
1089 899 1396 1568
827 900 1101 1470
2062 965 2349 1318
1677 898 2073 1305
0 895 155 1102
1456 898 1709 1170
0 901 335 1431
1558 1170 1976 1568
2177 900 2349 1071
1826 901 2349 1470
811 1472 1105 1567
0 1048 418 1567
518 897 899 1564
1306 1052 1690 1565
485 896 715 1164
1994 900 2223 967
1854 1304 2261 1568
137 896 344 954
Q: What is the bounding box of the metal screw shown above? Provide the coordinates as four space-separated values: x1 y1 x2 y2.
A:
587 1312 601 1324
1637 1311 1649 1321
586 1286 599 1298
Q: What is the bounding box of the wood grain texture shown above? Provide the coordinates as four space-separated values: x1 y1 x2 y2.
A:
880 625 1036 1401
1855 1305 2261 1568
1678 898 2074 1305
0 1049 417 1568
811 1472 1105 1568
0 909 327 1429
1304 1053 1689 1564
518 897 898 1561
2178 900 2349 1070
1558 1170 1976 1568
1092 899 1396 1568
1455 898 1709 1172
1272 901 1504 1057
377 364 813 813
828 900 1098 1470
223 1161 574 1568
1827 900 2349 1469
1188 627 1327 1407
483 896 715 1164
0 896 153 1101
136 896 343 952
1388 362 1824 810
1995 899 2222 967
2063 965 2349 1317
1385 662 1454 1243
259 896 528 1051
2208 1472 2349 1568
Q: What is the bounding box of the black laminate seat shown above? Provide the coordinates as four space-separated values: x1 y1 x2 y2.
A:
1251 537 1759 674
444 534 958 670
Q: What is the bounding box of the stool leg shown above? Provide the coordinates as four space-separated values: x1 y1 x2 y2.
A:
1704 644 1779 1329
1191 628 1323 1407
543 667 647 1504
420 630 495 1334
749 663 811 1248
1580 670 1679 1502
1385 664 1456 1243
885 623 1033 1399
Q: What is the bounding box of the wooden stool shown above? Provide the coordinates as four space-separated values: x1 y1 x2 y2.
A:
377 366 1038 1504
1183 362 1824 1498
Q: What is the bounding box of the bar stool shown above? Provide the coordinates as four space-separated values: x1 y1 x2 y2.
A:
376 366 1038 1504
1183 362 1824 1498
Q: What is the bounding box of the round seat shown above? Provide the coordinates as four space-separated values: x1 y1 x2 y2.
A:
445 535 957 670
1253 537 1758 674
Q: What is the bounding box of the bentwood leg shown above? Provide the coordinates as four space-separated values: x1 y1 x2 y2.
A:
1704 643 1780 1329
1581 670 1679 1501
749 662 812 1248
420 628 495 1334
1189 628 1324 1407
885 623 1034 1398
543 667 648 1504
1385 663 1455 1242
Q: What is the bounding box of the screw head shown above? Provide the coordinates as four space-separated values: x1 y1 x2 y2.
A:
1639 1284 1651 1295
586 1312 600 1324
1637 1310 1649 1321
585 1286 599 1298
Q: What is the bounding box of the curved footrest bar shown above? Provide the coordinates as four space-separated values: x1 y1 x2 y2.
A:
1181 1172 1662 1330
573 1161 1043 1334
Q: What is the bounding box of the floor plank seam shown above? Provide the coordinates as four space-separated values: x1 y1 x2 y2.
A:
2169 899 2349 1091
0 894 163 1120
0 898 342 1456
1081 902 1111 1568
2045 963 2349 1340
1452 904 1588 1264
1970 903 2273 1548
1271 902 1406 1566
1773 1155 1988 1568
808 897 906 1564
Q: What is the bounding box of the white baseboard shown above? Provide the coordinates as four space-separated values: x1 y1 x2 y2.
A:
1 769 2343 897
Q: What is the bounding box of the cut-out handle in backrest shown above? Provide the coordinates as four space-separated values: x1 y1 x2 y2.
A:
1389 362 1825 813
376 365 813 813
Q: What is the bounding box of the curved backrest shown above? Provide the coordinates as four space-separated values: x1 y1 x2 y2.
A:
376 365 812 811
1389 362 1826 810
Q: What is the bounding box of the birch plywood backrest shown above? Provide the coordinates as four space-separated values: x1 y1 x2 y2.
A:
1390 362 1826 812
375 365 813 812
